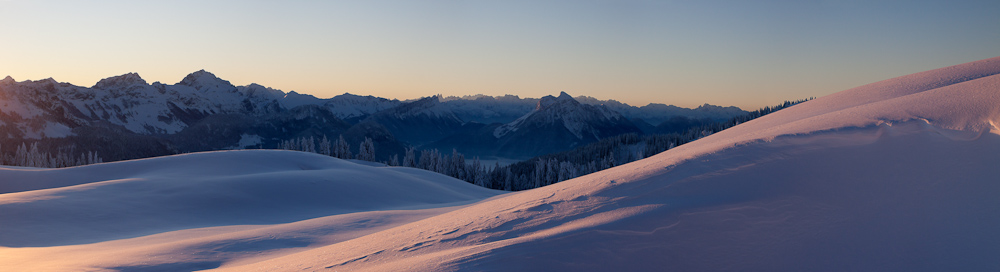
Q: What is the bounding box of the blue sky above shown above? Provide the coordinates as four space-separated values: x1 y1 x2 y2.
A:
1 0 997 109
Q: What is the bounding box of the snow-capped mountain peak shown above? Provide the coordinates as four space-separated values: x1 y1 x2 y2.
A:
1 75 15 85
177 70 235 91
92 72 148 90
495 92 638 140
537 91 579 110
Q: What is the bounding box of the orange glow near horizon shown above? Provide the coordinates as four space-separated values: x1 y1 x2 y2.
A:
1 1 997 110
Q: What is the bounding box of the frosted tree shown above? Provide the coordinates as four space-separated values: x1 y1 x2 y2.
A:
302 136 316 153
560 162 574 182
334 135 352 159
402 147 416 167
450 149 465 179
319 135 332 156
388 154 399 166
357 137 375 161
533 159 545 188
470 157 487 187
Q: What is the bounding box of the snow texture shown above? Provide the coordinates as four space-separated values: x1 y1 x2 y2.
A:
0 150 502 271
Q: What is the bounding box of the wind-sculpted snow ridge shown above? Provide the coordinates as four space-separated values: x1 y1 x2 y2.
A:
0 150 503 271
207 57 1000 271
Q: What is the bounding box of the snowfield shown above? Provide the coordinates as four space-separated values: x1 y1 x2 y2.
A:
3 56 1000 271
0 151 503 271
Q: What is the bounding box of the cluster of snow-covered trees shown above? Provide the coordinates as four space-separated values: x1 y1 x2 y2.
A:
0 142 103 168
407 148 491 187
277 135 374 162
273 98 810 191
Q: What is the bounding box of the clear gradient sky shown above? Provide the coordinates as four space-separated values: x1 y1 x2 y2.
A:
1 0 998 109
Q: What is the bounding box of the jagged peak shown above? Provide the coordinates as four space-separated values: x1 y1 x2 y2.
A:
27 77 59 85
412 95 440 104
557 91 573 100
178 69 234 91
93 72 147 90
1 75 14 85
537 92 580 110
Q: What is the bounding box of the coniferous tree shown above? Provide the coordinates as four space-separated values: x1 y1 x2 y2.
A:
358 137 375 161
319 135 332 156
403 147 416 167
334 135 352 159
389 154 399 166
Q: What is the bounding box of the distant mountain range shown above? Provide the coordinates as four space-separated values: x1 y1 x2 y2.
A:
0 70 746 161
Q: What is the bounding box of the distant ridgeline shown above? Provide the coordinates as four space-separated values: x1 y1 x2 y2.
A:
0 70 804 191
0 70 747 169
269 98 810 191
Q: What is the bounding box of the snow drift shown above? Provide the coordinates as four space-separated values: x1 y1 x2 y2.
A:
213 56 1000 271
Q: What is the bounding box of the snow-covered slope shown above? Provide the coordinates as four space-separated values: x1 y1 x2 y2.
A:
0 150 502 271
212 57 1000 271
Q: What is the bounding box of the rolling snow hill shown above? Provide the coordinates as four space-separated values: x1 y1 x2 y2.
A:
0 150 502 271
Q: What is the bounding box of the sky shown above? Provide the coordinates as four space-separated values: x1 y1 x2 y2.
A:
1 0 998 110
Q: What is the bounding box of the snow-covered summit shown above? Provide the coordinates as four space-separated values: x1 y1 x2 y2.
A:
92 72 147 90
536 91 576 110
1 75 15 85
177 69 236 91
495 91 635 140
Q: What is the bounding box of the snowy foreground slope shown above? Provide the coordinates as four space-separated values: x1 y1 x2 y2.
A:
0 151 502 271
211 57 1000 271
